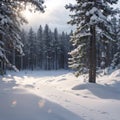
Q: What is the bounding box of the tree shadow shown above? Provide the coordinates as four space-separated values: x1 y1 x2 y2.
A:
72 80 120 100
0 75 84 120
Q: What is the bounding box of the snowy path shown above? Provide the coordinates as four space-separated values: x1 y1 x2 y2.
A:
0 74 82 120
0 70 120 120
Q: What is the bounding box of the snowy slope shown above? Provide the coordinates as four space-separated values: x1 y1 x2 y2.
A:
0 69 120 120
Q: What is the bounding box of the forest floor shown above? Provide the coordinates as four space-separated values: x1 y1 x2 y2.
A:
0 69 120 120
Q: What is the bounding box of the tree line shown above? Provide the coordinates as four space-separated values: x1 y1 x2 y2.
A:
0 0 120 84
14 25 72 70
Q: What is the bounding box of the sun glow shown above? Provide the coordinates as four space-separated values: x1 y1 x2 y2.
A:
22 0 76 33
22 9 34 20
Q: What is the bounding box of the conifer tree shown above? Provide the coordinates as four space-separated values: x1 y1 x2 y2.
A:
36 25 43 69
66 0 119 83
27 28 36 70
19 29 27 70
53 28 60 70
111 17 120 68
0 0 44 73
42 24 52 70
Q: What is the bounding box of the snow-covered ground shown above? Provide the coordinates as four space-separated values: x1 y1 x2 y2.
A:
0 69 120 120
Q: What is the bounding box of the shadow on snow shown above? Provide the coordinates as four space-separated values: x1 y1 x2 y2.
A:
72 80 120 100
0 76 83 120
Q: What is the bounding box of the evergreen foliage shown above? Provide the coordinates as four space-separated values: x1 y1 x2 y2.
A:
66 0 119 83
19 25 71 70
111 17 120 68
0 0 44 74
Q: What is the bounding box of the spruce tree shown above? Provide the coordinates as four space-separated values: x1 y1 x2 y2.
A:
0 0 44 73
27 28 36 70
36 25 43 69
19 29 27 70
43 24 52 70
111 18 120 68
66 0 119 83
53 28 60 70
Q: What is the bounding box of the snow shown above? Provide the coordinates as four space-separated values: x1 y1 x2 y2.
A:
0 69 120 120
110 69 120 77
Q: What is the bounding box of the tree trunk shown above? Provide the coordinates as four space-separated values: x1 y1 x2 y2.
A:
12 47 16 65
20 55 23 70
106 43 110 68
0 33 3 75
89 25 96 83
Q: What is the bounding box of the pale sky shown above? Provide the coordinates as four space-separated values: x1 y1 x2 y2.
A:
23 0 120 33
23 0 75 33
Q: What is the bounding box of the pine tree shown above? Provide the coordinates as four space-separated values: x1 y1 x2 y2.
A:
19 29 27 70
0 0 44 73
42 24 52 70
111 18 120 68
60 32 70 69
27 28 37 70
49 30 55 69
36 25 43 69
53 28 60 69
66 0 119 83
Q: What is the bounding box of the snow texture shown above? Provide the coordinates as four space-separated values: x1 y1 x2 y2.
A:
0 69 120 120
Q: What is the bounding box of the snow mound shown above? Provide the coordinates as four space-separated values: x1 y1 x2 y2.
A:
110 69 120 77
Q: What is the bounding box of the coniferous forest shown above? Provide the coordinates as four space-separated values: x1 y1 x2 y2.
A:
0 0 44 74
4 17 120 73
16 25 72 70
0 0 120 83
1 1 120 119
0 17 120 78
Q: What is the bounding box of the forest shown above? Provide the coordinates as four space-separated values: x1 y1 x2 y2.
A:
16 25 71 70
1 17 120 79
0 1 120 120
0 0 120 83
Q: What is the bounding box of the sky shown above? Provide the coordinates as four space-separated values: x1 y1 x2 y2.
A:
23 0 75 33
23 0 120 33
